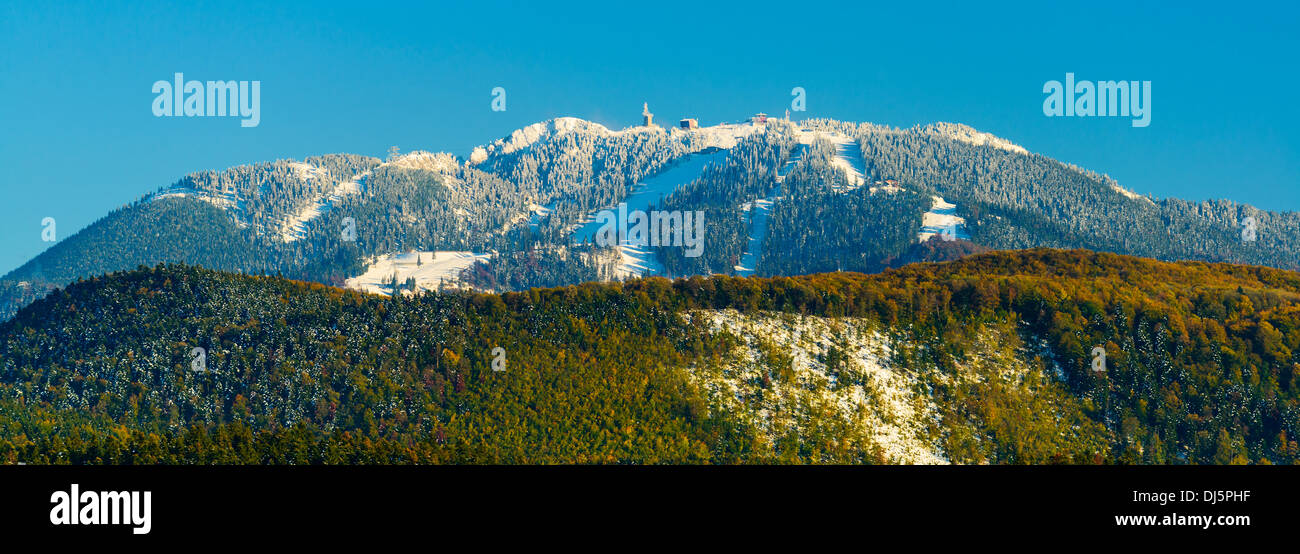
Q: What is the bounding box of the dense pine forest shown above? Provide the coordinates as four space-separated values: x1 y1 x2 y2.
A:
2 249 1297 464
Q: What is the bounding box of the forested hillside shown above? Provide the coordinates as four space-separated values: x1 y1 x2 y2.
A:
2 249 1297 464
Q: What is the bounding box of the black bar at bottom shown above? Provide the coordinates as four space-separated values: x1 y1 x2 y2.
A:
0 465 1284 542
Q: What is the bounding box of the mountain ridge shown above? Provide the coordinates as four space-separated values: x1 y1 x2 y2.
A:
3 115 1292 322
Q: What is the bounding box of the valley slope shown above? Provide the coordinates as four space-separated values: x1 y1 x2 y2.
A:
2 249 1297 464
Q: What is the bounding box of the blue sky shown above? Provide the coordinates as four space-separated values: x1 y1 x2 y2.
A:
1 1 1297 275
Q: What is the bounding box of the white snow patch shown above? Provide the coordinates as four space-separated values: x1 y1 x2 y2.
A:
918 195 971 242
345 251 490 295
1110 183 1153 204
288 162 329 181
612 243 665 279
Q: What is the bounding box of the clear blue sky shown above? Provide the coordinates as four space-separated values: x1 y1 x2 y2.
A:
2 1 1297 275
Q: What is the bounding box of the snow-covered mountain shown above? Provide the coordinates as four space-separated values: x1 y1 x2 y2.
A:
3 112 1293 321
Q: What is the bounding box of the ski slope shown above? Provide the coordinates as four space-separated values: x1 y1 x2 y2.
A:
570 149 728 277
733 197 774 276
829 136 866 190
733 132 865 276
734 142 805 276
918 196 971 241
280 170 369 242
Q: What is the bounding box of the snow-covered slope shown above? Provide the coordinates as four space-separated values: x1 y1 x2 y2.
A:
672 121 761 149
686 309 948 464
918 195 971 242
684 309 1091 464
787 129 867 191
570 149 729 278
919 122 1027 155
280 151 464 242
385 150 460 174
1109 182 1154 204
735 141 805 276
345 251 490 295
152 187 245 212
468 117 621 164
734 198 774 276
151 186 249 228
280 168 369 242
467 116 765 165
829 136 867 190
